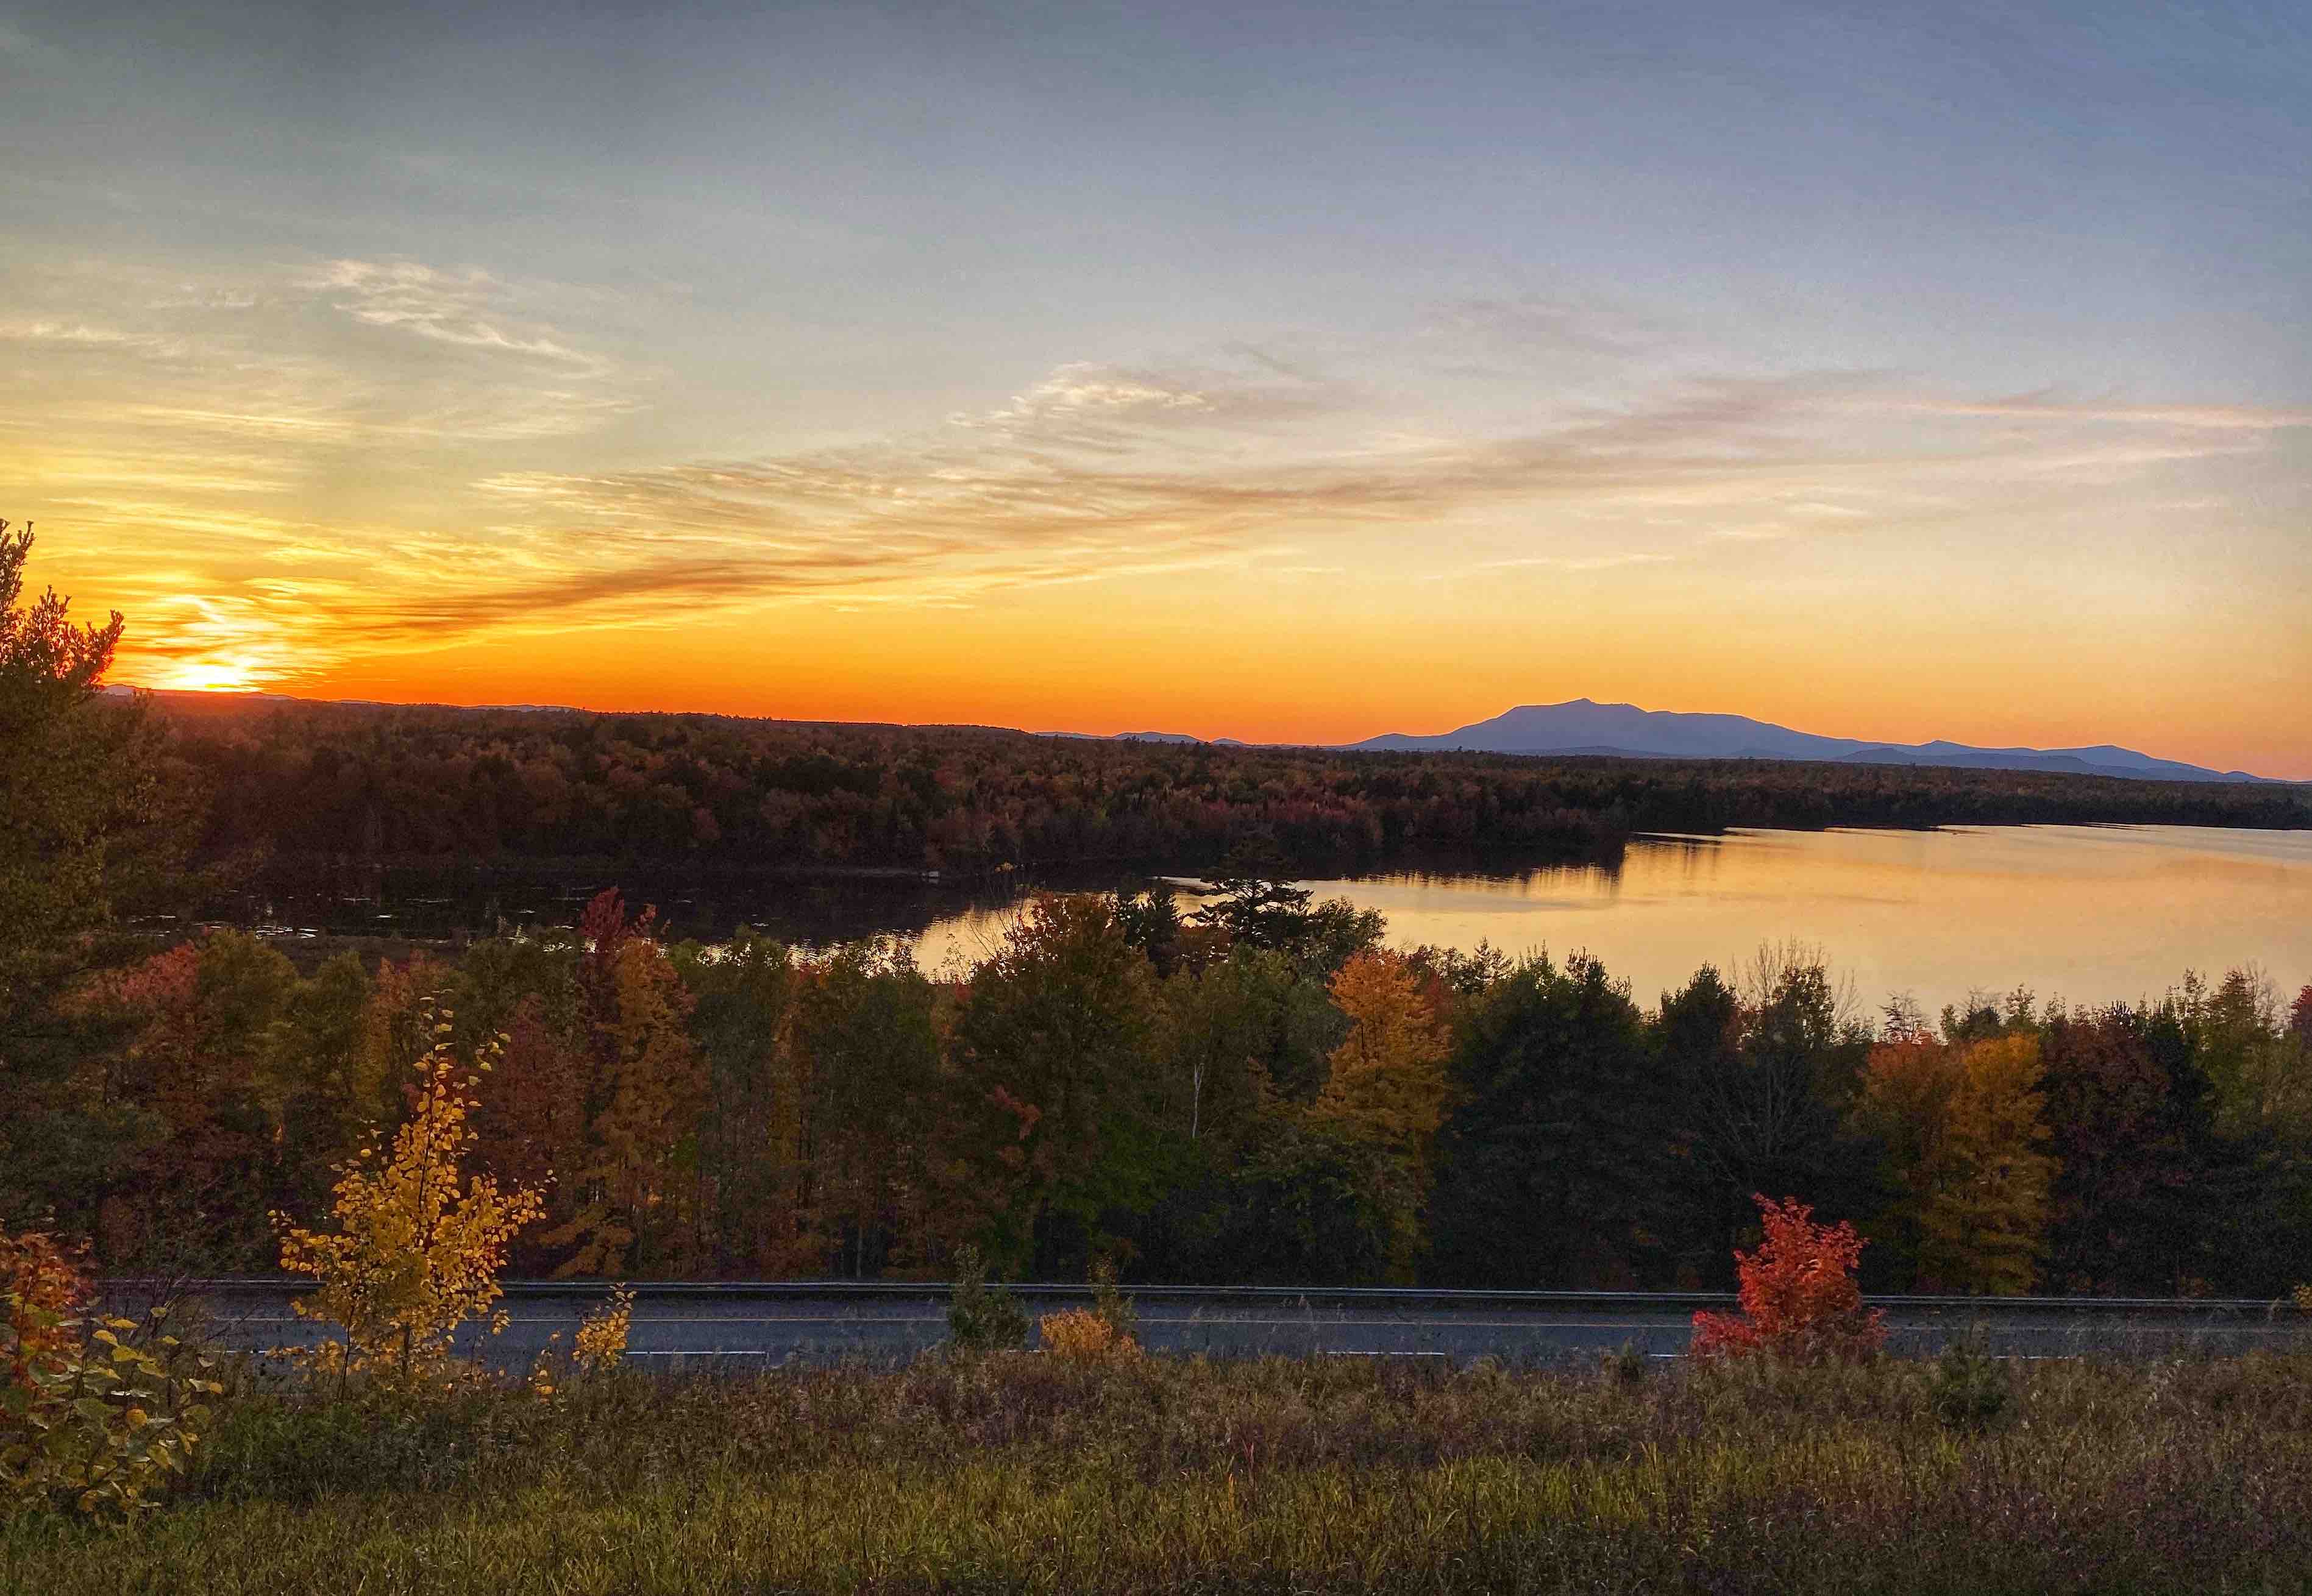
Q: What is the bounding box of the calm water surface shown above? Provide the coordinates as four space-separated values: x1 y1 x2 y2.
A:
917 825 2312 1015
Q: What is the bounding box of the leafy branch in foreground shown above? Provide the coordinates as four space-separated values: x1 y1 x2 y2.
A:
2 1227 221 1518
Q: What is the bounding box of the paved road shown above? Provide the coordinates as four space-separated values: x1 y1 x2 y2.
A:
112 1282 2312 1369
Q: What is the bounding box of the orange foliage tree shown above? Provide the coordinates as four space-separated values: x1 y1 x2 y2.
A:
1691 1194 1885 1362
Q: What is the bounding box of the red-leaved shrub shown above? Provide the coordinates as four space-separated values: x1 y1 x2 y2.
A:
2 1228 88 1402
1691 1194 1885 1363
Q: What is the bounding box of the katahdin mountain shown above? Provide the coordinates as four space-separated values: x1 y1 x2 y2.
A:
1338 700 2278 784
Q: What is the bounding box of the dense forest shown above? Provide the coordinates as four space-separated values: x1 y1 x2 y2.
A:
6 525 2310 1299
148 692 2312 877
5 879 2310 1297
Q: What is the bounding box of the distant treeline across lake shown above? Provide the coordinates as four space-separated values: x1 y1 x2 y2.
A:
151 693 2310 882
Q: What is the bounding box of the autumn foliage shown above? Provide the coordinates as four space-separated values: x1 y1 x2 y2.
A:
273 1001 545 1389
1854 1032 2056 1293
2 1226 221 1518
1036 1307 1137 1363
1 1231 84 1402
1691 1195 1887 1363
1311 951 1453 1184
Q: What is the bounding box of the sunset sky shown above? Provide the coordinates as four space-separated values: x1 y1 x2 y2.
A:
5 1 2309 775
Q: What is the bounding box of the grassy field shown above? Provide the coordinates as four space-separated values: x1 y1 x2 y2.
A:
7 1347 2312 1594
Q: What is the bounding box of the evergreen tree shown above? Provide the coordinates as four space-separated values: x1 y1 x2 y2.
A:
1428 953 1667 1287
0 522 199 1233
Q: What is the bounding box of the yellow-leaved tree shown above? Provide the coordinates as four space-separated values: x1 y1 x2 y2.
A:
1309 950 1453 1188
273 1001 545 1390
538 898 706 1279
1855 1032 2054 1294
1921 1033 2056 1293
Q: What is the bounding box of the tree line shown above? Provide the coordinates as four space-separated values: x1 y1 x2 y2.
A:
149 692 2311 879
6 878 2308 1296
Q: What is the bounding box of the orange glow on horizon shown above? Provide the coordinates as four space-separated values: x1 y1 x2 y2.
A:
112 601 2312 784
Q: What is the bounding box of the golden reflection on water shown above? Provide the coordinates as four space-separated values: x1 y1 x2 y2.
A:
914 826 2312 1016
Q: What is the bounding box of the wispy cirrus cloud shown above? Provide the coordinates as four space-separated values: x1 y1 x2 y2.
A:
951 358 1363 450
1901 392 2312 431
411 362 2301 637
306 260 616 375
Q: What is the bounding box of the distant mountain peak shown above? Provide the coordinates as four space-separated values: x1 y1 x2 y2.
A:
1343 701 2277 784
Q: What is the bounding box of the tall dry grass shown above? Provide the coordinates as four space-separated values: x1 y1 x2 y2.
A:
6 1348 2311 1593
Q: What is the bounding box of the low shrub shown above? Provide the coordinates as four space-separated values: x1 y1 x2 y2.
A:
3 1230 223 1519
1928 1329 2012 1431
1089 1257 1139 1346
1 1232 84 1400
1036 1307 1137 1363
1693 1194 1887 1364
945 1246 1027 1353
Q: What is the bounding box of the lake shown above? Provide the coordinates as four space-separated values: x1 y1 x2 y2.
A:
221 824 2311 1020
913 825 2312 1017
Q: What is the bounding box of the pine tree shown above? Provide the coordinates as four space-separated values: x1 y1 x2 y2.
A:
1428 953 1665 1288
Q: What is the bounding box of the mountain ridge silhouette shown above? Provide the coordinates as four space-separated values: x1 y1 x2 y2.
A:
1342 699 2278 783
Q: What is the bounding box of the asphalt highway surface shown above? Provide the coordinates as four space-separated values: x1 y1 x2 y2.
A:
114 1282 2312 1370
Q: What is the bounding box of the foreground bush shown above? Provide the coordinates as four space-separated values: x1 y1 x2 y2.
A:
1693 1195 1887 1363
945 1246 1028 1352
8 1349 2312 1592
2 1231 221 1519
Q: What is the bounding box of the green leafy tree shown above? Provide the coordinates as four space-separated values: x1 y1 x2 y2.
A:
1156 951 1300 1149
951 895 1168 1274
1429 952 1668 1287
1215 1115 1415 1285
675 929 805 1275
1 520 132 1026
795 938 942 1277
1668 951 1874 1285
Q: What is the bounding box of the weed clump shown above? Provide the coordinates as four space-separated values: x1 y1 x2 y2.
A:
1927 1329 2013 1431
1036 1307 1136 1363
1038 1260 1142 1363
945 1246 1027 1353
